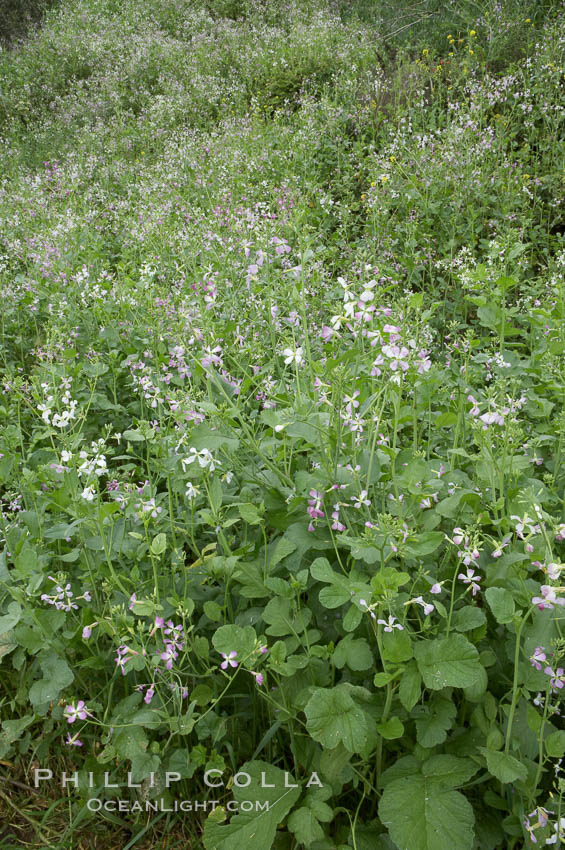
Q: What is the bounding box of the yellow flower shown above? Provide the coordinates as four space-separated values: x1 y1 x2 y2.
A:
389 155 396 162
525 18 531 23
469 49 474 55
422 48 429 56
370 181 376 187
469 30 476 37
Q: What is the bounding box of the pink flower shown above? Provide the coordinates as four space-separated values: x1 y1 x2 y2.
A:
221 651 238 670
544 666 565 692
530 647 547 671
65 732 83 747
251 671 264 686
532 585 565 610
458 568 482 596
64 701 90 724
430 582 443 595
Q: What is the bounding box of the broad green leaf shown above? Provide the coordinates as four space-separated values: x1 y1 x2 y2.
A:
452 606 486 632
150 532 167 555
414 697 456 748
399 661 422 711
0 602 22 633
0 631 17 660
414 634 482 690
262 598 311 635
379 771 475 850
319 584 351 609
481 749 527 783
202 760 301 850
239 503 261 525
545 731 565 758
29 651 74 708
485 587 515 624
288 806 324 847
122 429 145 442
376 717 404 740
310 557 335 583
332 636 373 671
212 624 256 659
305 685 368 752
382 630 413 663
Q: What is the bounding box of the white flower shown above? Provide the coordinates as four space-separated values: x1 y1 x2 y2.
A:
352 490 371 509
283 347 303 366
81 486 96 502
185 482 199 499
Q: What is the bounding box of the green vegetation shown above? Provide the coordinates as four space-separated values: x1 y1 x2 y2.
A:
0 0 564 847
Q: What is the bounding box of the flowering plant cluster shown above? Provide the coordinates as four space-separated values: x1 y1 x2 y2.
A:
0 1 564 848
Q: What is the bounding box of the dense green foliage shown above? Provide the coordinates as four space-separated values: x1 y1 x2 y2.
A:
0 0 564 847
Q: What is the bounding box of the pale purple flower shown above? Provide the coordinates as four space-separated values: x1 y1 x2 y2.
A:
251 671 264 686
430 582 443 595
413 596 434 616
82 625 92 640
377 615 403 632
544 666 565 692
458 568 482 596
530 647 547 671
532 585 565 610
144 684 155 705
352 490 371 509
64 701 89 724
491 535 511 558
65 732 83 747
160 642 179 670
221 651 238 670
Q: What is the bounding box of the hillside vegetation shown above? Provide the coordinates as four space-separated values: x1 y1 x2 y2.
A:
0 1 564 848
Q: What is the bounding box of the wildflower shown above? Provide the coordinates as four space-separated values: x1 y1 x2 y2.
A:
491 536 511 557
411 596 435 616
82 624 95 640
160 642 179 671
283 347 303 366
532 585 565 610
360 599 377 620
544 666 565 692
64 701 90 724
65 732 83 747
352 490 371 509
530 647 547 671
144 684 155 705
220 651 238 670
511 513 540 539
307 490 324 519
458 568 482 596
430 582 444 595
185 481 200 499
377 615 403 632
251 671 264 686
331 505 345 532
546 563 562 580
81 485 96 502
